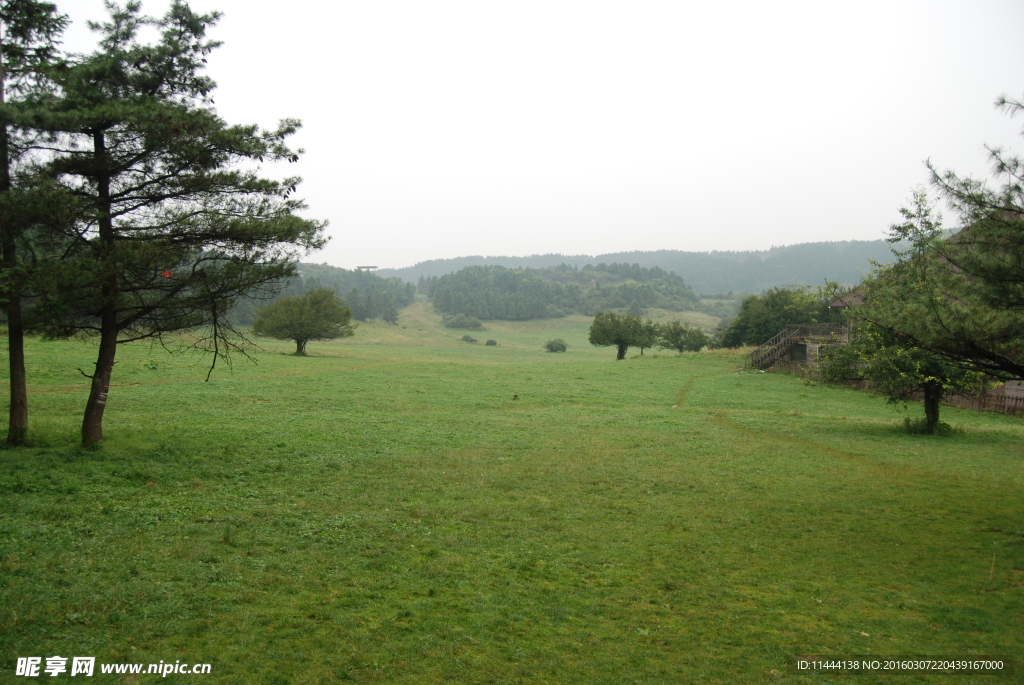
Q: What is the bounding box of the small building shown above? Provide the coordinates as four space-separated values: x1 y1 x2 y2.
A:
828 291 863 309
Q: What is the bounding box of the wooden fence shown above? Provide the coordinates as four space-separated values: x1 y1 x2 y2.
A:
945 392 1024 416
769 361 1024 417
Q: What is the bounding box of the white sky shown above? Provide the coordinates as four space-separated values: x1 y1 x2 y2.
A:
56 0 1024 269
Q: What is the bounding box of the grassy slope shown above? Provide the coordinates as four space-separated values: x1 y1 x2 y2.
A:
1 305 1022 684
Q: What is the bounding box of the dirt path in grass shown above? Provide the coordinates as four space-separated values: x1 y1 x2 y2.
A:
675 376 697 407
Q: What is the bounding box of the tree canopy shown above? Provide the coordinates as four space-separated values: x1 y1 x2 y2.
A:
588 311 643 360
658 320 710 353
855 104 1024 380
252 287 354 355
821 317 982 434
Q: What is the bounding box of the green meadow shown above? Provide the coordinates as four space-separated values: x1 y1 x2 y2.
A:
1 303 1022 683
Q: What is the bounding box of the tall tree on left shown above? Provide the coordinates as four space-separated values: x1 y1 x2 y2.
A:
0 0 68 445
25 1 325 446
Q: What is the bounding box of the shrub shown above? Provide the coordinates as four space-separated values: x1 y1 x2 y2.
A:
461 335 478 343
544 339 568 352
485 339 497 346
442 313 483 330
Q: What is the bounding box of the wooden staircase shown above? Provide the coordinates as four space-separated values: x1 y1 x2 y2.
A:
744 323 850 370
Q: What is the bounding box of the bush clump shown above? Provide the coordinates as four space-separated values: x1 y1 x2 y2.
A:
461 335 478 343
443 313 483 330
544 339 568 352
485 339 497 346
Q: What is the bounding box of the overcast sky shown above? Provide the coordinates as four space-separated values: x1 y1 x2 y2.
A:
55 0 1024 269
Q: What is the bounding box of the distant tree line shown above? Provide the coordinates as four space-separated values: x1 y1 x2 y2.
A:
233 264 415 325
421 263 700 321
380 241 896 294
589 312 710 359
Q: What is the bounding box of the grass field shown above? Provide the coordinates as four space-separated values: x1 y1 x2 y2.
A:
1 302 1022 684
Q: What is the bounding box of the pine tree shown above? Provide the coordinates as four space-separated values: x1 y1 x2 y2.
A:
26 2 325 446
382 301 398 325
0 0 68 444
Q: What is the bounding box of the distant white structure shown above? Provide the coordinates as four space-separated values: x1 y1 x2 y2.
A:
355 266 378 272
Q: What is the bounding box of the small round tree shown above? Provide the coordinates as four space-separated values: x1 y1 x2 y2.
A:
252 287 355 355
544 339 567 352
588 311 642 360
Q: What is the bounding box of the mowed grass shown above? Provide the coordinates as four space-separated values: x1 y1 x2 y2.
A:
1 303 1022 684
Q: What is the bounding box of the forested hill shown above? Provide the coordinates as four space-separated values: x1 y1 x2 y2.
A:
424 263 700 320
231 263 414 324
377 240 895 294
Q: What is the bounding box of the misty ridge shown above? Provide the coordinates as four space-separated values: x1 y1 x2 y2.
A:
375 239 897 294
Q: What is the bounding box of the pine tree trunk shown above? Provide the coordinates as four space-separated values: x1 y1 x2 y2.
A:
81 323 117 446
922 380 943 435
82 130 117 447
5 277 28 445
0 69 29 445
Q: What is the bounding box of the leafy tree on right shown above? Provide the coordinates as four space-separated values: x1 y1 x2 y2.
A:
820 318 982 434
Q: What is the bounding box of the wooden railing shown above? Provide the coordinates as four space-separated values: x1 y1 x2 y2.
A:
744 326 800 370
